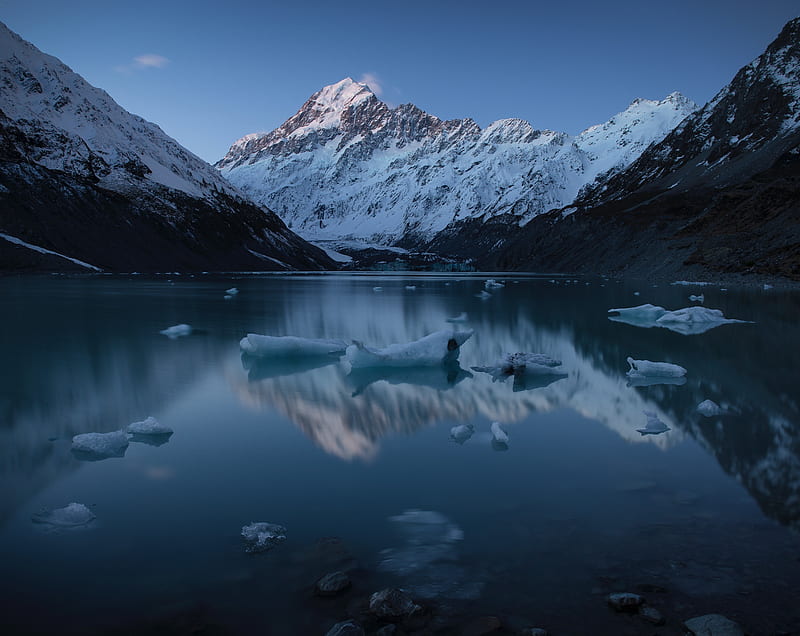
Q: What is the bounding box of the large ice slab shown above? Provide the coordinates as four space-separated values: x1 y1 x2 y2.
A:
32 503 96 529
626 357 687 378
239 333 347 357
609 305 749 335
71 430 129 460
241 522 287 553
160 324 192 338
345 329 473 369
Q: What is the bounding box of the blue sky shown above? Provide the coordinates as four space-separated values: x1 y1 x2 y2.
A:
2 0 797 163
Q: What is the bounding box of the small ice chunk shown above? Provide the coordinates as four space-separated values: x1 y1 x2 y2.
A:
484 279 504 289
763 283 773 290
490 422 508 444
405 285 416 290
450 424 474 444
239 334 347 357
633 291 640 296
226 287 239 295
475 290 492 300
160 324 192 338
71 430 129 459
446 312 468 323
473 352 562 378
127 416 173 435
32 503 95 529
373 286 383 292
626 357 687 378
689 294 705 302
345 329 473 369
697 399 722 417
636 411 671 436
241 522 287 553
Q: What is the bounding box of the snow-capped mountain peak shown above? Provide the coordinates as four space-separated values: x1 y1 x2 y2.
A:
217 79 696 245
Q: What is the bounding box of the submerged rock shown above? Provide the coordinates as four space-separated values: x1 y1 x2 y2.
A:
315 570 351 597
324 620 364 636
684 614 744 636
607 592 644 612
639 605 665 625
368 588 421 619
241 522 287 553
32 502 95 529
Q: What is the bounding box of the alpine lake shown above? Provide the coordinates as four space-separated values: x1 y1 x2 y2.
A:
1 273 798 635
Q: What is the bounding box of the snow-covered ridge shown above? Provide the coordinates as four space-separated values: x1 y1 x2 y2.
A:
0 21 238 200
217 78 697 244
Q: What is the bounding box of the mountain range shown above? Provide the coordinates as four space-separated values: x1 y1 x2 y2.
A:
1 17 798 279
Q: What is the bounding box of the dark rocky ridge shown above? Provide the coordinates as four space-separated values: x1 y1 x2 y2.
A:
451 17 800 281
0 22 333 273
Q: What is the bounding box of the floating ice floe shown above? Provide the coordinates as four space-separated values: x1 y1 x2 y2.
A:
373 286 383 292
609 305 749 335
490 422 509 444
405 285 417 290
32 503 95 530
450 424 474 444
160 324 192 338
689 294 705 302
636 411 671 436
446 312 468 323
71 430 129 460
127 416 173 435
475 290 492 300
345 329 473 369
226 287 239 295
484 279 504 289
626 357 687 379
697 399 722 417
241 522 287 553
239 334 347 358
763 283 773 290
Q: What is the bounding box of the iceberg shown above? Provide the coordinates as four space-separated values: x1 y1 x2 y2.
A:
475 290 492 300
484 279 504 289
446 312 468 323
450 424 474 444
697 399 722 417
636 411 671 436
345 329 473 369
608 304 667 326
226 287 239 295
127 416 173 435
490 422 508 444
626 357 687 378
609 305 749 335
160 323 192 338
239 333 347 358
241 522 287 553
71 430 129 460
32 503 95 529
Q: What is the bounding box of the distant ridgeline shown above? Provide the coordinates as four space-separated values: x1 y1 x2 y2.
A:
219 18 800 281
0 21 333 273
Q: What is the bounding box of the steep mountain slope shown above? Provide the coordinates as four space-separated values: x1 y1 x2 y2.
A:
0 22 333 272
217 79 695 245
490 17 800 281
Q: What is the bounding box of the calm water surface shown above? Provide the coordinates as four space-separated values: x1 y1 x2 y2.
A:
0 274 798 635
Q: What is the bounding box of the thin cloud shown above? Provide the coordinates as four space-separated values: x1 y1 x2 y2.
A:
359 72 383 97
115 54 170 73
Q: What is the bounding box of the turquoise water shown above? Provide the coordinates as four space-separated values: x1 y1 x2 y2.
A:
0 274 798 634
